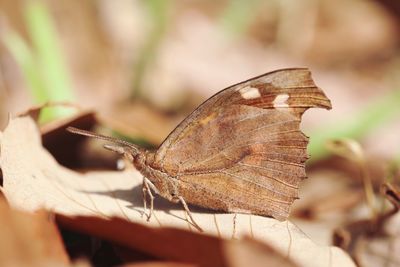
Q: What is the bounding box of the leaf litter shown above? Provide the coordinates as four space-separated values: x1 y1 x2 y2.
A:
332 182 400 267
0 115 356 266
0 196 87 267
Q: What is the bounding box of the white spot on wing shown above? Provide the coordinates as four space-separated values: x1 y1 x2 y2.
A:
238 86 261 100
273 94 289 108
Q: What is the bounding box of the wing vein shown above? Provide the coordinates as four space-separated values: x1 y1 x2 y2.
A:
180 178 290 217
180 120 300 168
220 170 292 203
237 162 303 187
249 156 305 167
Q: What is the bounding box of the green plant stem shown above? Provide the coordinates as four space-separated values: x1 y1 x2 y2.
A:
132 0 169 98
3 31 47 102
24 1 74 122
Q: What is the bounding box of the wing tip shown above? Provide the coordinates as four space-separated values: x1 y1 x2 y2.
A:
315 87 333 110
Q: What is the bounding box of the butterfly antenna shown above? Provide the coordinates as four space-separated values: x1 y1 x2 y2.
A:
66 127 139 151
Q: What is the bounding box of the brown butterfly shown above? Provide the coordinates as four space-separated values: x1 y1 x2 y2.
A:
68 68 331 231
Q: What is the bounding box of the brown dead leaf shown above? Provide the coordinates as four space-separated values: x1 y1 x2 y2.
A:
100 102 183 146
41 111 97 169
0 197 69 266
290 170 365 245
310 155 387 188
123 263 196 267
333 182 400 267
382 182 400 210
293 186 364 220
334 213 400 267
223 237 299 267
17 102 84 124
17 107 118 170
56 213 298 267
0 116 356 267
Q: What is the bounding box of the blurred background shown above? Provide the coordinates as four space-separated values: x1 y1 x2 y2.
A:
1 0 400 157
1 0 400 257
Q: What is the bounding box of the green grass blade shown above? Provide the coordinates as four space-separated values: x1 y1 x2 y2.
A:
2 30 47 103
132 0 169 98
24 1 75 121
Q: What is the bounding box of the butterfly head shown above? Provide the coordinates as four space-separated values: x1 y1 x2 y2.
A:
103 143 141 161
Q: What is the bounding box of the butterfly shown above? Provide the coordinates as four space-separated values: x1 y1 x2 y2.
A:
68 68 331 231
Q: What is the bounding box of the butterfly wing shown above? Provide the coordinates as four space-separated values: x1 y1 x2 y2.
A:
151 68 331 220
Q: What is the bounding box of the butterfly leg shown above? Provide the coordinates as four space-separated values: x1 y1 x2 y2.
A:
142 177 158 222
141 177 148 218
177 196 203 232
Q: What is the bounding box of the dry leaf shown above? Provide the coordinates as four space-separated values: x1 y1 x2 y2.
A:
0 116 356 267
41 111 97 169
0 198 70 266
332 182 400 267
223 236 298 267
123 263 196 267
56 214 298 267
293 187 364 220
99 102 182 146
333 212 400 267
